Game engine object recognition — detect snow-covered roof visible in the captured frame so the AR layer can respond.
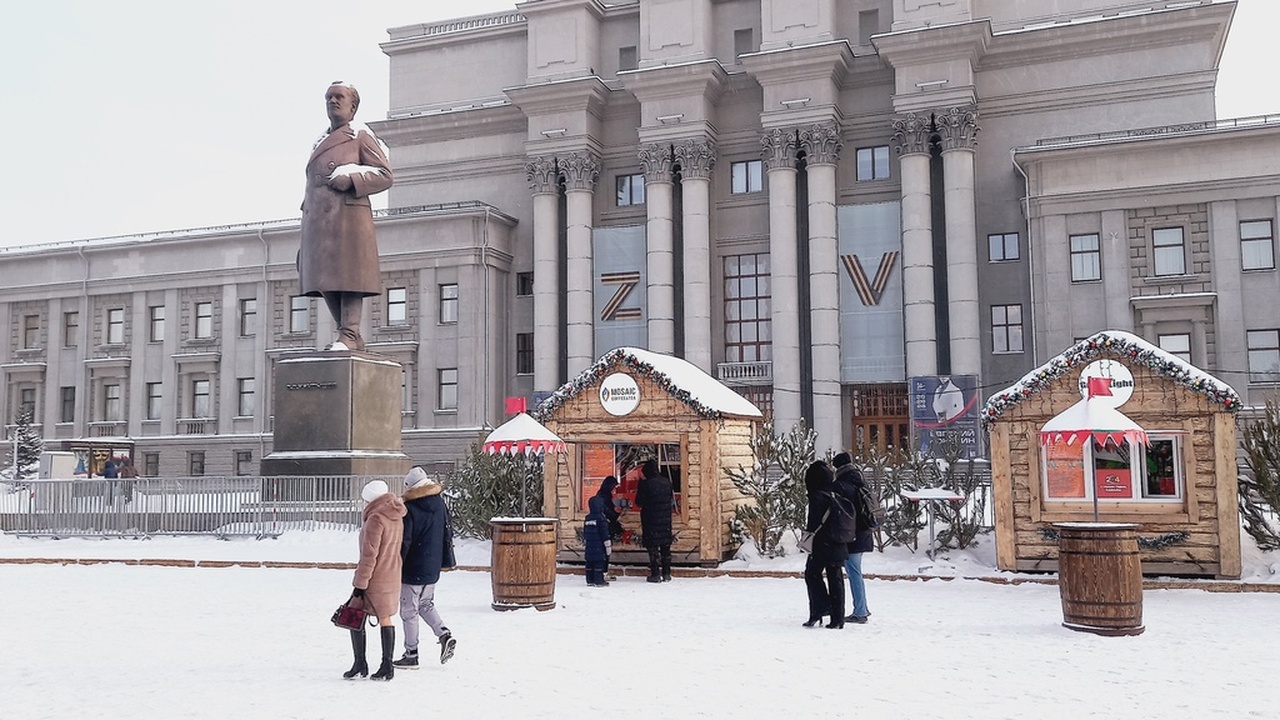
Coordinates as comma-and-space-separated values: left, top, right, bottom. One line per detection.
533, 347, 763, 422
982, 330, 1241, 427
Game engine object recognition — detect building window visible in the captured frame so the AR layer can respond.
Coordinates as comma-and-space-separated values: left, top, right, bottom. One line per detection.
149, 305, 165, 343
1158, 334, 1191, 364
619, 45, 637, 72
22, 314, 39, 349
192, 379, 210, 418
1152, 227, 1186, 276
290, 296, 309, 334
1042, 435, 1184, 502
146, 382, 162, 420
858, 9, 880, 45
237, 378, 255, 417
19, 387, 36, 417
439, 284, 458, 324
144, 453, 159, 476
60, 386, 75, 424
188, 451, 205, 476
730, 160, 763, 194
724, 253, 772, 363
616, 173, 646, 206
106, 308, 125, 345
991, 304, 1024, 354
63, 311, 79, 348
855, 146, 891, 181
387, 287, 407, 326
194, 301, 213, 339
239, 298, 257, 336
438, 368, 458, 411
1247, 329, 1280, 383
516, 332, 534, 375
104, 383, 122, 422
734, 28, 755, 57
1070, 233, 1101, 282
516, 272, 534, 297
1241, 220, 1275, 271
988, 233, 1019, 262
235, 450, 252, 476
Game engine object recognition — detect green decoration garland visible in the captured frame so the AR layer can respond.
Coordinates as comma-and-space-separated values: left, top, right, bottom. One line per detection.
982, 331, 1241, 429
1039, 527, 1189, 550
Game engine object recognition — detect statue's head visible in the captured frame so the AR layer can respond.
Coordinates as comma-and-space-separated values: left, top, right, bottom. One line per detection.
325, 81, 361, 127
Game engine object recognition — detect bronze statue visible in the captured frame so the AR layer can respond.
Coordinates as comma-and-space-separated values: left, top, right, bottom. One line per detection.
298, 81, 394, 351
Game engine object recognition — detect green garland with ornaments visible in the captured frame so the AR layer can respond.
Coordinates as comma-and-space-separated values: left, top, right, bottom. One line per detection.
532, 348, 725, 422
981, 331, 1241, 429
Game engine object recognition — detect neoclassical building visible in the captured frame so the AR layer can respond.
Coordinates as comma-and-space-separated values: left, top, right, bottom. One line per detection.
3, 0, 1278, 475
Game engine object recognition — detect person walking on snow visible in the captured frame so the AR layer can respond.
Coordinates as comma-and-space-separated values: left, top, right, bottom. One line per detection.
833, 452, 873, 624
345, 480, 406, 681
393, 466, 458, 668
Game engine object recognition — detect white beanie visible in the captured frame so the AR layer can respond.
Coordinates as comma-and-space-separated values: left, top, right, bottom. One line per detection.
361, 480, 389, 503
404, 466, 430, 489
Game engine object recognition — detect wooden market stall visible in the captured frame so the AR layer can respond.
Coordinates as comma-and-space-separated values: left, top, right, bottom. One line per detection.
532, 347, 763, 567
982, 331, 1243, 578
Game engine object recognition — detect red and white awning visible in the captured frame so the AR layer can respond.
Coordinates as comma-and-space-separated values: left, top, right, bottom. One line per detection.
482, 413, 567, 456
1039, 396, 1148, 448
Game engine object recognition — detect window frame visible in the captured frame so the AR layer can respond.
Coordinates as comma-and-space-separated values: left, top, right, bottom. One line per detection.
516, 272, 534, 297
1240, 219, 1275, 271
723, 253, 772, 364
855, 146, 891, 182
990, 304, 1024, 354
615, 173, 646, 207
192, 378, 211, 418
63, 311, 79, 348
1247, 329, 1280, 383
188, 451, 205, 476
386, 287, 407, 326
237, 377, 255, 417
516, 332, 534, 375
1041, 434, 1186, 504
439, 284, 459, 325
22, 314, 40, 349
730, 160, 763, 195
146, 382, 162, 421
194, 301, 213, 339
60, 386, 75, 424
988, 233, 1020, 263
235, 450, 253, 476
106, 308, 125, 345
148, 305, 165, 343
1152, 226, 1186, 277
1157, 333, 1192, 364
289, 296, 309, 334
104, 383, 123, 422
239, 298, 257, 337
1069, 233, 1101, 282
437, 368, 459, 411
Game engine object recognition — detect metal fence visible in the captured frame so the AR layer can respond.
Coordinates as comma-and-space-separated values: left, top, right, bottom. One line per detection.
0, 476, 402, 538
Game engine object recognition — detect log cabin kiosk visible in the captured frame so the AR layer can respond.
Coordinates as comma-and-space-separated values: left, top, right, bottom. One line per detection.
532, 347, 763, 567
982, 331, 1243, 578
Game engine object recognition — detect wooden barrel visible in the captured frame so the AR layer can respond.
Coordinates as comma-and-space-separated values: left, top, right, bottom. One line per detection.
1055, 522, 1145, 636
490, 518, 558, 611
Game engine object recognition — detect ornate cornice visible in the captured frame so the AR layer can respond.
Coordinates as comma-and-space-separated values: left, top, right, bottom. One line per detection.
760, 128, 798, 172
559, 151, 600, 191
525, 156, 559, 194
799, 123, 843, 166
936, 106, 980, 152
674, 138, 717, 181
637, 143, 674, 183
891, 113, 933, 156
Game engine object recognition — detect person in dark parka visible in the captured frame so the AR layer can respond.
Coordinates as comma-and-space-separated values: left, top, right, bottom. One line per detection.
583, 477, 617, 586
392, 467, 457, 669
802, 460, 848, 628
833, 452, 874, 624
634, 459, 674, 583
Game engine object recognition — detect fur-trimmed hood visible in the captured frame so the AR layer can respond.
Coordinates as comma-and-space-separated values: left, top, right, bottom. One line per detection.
403, 482, 443, 502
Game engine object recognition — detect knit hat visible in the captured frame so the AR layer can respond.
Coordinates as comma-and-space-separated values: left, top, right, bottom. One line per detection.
361, 480, 389, 503
404, 466, 431, 489
832, 452, 852, 468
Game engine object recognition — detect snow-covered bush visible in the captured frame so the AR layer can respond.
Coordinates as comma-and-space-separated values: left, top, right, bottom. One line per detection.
1240, 399, 1280, 551
445, 434, 545, 540
728, 419, 815, 557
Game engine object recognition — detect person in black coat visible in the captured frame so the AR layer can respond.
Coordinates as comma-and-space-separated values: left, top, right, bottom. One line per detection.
833, 452, 874, 623
802, 460, 848, 628
634, 459, 674, 583
583, 478, 616, 586
393, 466, 457, 668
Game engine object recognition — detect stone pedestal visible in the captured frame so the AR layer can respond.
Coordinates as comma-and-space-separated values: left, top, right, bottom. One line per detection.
261, 350, 410, 480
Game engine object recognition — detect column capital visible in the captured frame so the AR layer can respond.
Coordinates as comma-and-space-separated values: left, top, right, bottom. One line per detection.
892, 112, 933, 156
560, 150, 600, 191
638, 142, 674, 184
674, 138, 717, 180
526, 155, 559, 194
760, 128, 797, 172
936, 105, 980, 152
798, 122, 843, 166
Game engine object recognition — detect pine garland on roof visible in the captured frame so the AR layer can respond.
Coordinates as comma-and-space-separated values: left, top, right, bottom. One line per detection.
532, 347, 724, 422
981, 331, 1241, 428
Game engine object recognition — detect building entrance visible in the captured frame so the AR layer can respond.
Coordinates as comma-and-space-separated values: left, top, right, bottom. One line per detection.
847, 383, 909, 454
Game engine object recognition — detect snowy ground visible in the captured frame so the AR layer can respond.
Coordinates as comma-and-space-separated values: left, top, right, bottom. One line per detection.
3, 531, 1279, 720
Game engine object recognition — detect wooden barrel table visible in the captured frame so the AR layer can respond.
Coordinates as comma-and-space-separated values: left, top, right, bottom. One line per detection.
1054, 522, 1145, 636
490, 518, 559, 611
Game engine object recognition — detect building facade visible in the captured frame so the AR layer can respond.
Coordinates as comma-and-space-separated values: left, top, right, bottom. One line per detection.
3, 0, 1278, 474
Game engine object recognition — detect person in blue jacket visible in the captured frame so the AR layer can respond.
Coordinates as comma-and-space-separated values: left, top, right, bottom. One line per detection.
583, 476, 617, 586
393, 466, 457, 668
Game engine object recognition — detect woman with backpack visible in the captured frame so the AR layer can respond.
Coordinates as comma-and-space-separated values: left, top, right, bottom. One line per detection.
801, 461, 848, 629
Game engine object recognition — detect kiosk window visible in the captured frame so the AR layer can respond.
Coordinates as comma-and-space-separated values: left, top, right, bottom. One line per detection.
579, 441, 681, 512
1041, 433, 1184, 503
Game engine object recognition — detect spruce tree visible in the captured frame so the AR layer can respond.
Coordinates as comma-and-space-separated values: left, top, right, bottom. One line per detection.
3, 407, 42, 487
1240, 398, 1280, 550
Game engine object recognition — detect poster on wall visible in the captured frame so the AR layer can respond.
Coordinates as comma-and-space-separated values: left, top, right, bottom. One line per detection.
1044, 442, 1086, 498
909, 375, 981, 459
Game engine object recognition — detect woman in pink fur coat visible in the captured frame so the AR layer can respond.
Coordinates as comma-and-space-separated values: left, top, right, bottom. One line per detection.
343, 480, 406, 681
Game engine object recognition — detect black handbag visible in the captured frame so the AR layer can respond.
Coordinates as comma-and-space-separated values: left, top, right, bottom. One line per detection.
331, 597, 368, 630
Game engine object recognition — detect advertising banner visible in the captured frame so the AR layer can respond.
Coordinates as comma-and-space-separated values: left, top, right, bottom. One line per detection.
909, 375, 981, 459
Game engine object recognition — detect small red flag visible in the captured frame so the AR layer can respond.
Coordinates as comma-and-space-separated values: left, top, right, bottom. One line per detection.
504, 396, 528, 415
1086, 376, 1113, 398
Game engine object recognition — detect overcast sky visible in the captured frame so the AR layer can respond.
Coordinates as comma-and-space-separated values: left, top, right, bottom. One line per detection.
1, 0, 1275, 248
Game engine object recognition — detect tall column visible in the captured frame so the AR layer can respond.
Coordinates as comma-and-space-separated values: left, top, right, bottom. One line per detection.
938, 106, 982, 377
762, 128, 801, 433
675, 138, 716, 373
561, 151, 600, 377
800, 122, 843, 453
527, 156, 561, 392
893, 113, 937, 378
639, 143, 675, 354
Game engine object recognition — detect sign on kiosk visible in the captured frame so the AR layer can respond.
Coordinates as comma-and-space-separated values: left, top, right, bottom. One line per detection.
599, 373, 640, 416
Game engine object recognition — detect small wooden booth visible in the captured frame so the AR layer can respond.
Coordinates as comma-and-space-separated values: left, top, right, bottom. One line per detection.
532, 347, 763, 567
983, 331, 1243, 578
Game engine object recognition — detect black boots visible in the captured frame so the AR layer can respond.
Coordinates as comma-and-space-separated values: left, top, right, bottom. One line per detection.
343, 629, 368, 679
647, 546, 673, 582
647, 547, 662, 582
370, 626, 396, 681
